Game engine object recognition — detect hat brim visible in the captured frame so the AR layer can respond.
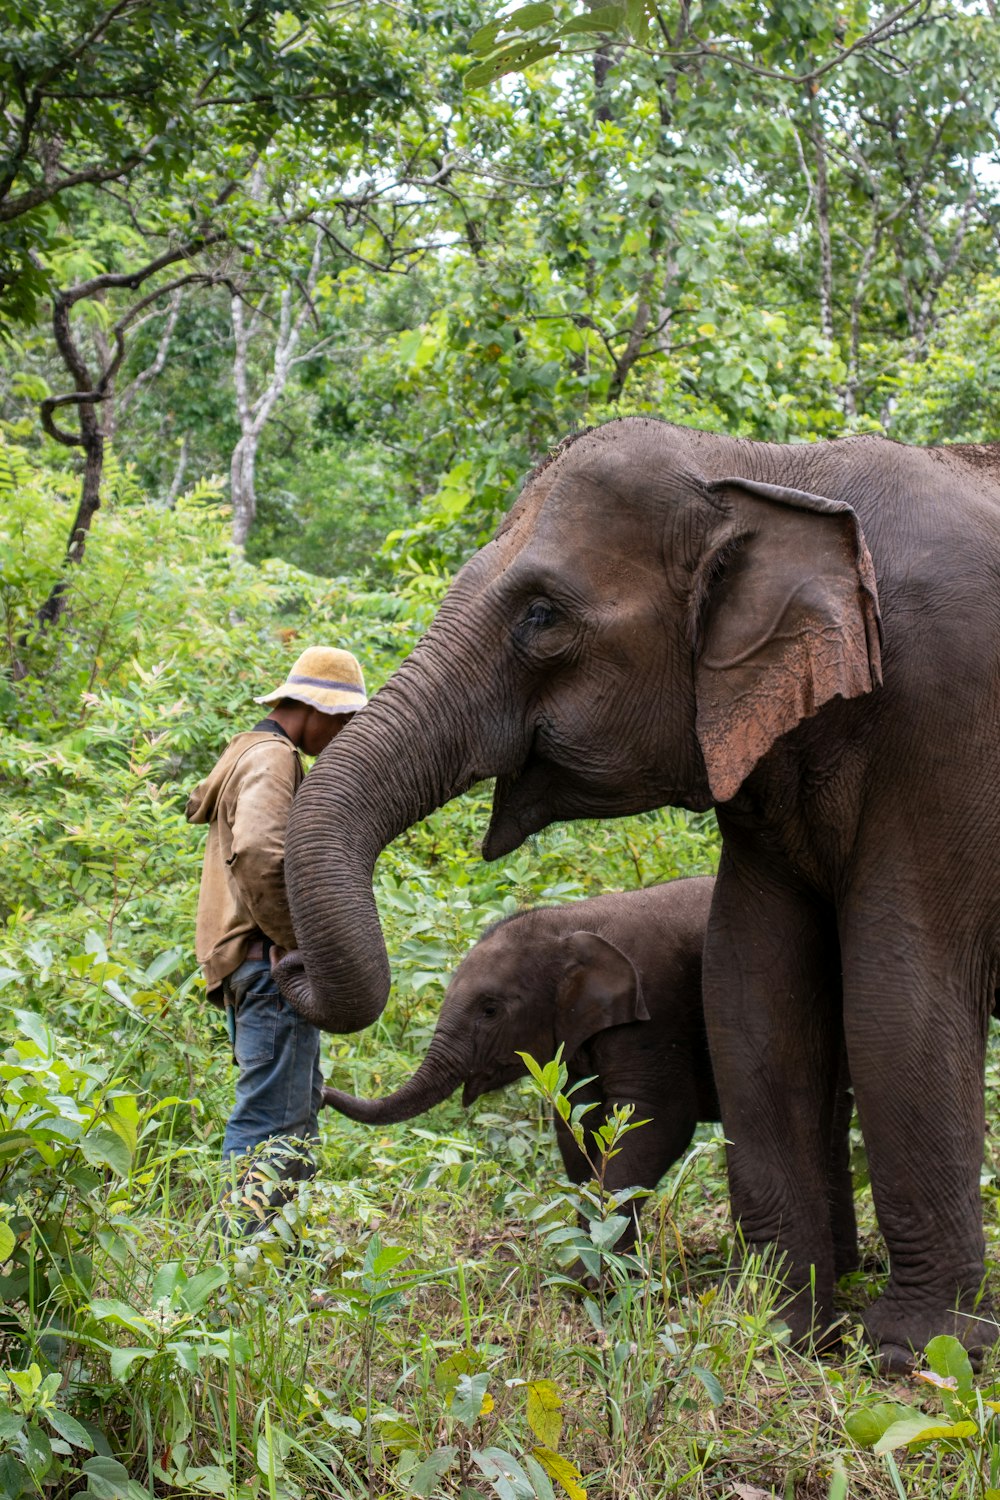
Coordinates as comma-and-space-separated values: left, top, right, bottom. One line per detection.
254, 686, 366, 715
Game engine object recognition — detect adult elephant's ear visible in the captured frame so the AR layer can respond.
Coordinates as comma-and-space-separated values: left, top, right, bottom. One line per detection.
554, 931, 650, 1062
693, 478, 883, 803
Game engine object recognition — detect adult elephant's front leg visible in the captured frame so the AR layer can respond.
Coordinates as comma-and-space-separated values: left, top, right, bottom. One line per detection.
842, 917, 995, 1372
703, 847, 843, 1344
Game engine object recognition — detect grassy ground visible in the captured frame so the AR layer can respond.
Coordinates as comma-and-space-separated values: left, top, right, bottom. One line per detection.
5, 792, 1000, 1499
60, 1081, 1000, 1500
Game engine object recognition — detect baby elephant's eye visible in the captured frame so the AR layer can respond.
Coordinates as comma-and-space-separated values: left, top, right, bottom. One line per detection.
480, 998, 500, 1018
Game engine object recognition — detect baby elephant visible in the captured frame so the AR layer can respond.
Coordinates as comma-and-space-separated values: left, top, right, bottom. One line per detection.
324, 879, 717, 1241
323, 877, 857, 1269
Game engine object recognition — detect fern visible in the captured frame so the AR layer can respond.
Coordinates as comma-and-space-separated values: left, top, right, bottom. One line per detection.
0, 436, 34, 499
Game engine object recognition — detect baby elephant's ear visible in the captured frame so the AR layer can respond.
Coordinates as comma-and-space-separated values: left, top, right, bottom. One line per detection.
554, 931, 650, 1062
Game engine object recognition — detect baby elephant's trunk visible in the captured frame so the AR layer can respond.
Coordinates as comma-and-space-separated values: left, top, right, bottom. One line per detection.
321, 1042, 462, 1124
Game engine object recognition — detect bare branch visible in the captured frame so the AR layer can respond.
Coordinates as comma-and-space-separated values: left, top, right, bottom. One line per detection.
63, 234, 224, 306
117, 286, 184, 415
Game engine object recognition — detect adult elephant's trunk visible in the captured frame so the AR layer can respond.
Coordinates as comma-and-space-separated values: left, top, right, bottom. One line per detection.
277, 602, 505, 1032
321, 1036, 463, 1123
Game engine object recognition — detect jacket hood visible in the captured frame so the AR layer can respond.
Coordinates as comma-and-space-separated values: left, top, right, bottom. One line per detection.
185, 731, 296, 825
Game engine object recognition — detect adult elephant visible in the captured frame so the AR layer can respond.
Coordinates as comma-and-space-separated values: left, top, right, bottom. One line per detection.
277, 418, 1000, 1372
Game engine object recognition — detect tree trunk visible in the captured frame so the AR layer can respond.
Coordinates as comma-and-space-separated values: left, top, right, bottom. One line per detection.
33, 297, 107, 635
809, 112, 835, 346
227, 229, 324, 550
230, 431, 258, 549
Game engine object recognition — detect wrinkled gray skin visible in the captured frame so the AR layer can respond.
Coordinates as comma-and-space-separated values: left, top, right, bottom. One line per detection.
321, 878, 859, 1273
278, 418, 1000, 1372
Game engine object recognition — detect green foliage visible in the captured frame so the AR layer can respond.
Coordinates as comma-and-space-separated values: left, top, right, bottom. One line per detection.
885, 278, 1000, 445
845, 1334, 1000, 1496
0, 0, 416, 325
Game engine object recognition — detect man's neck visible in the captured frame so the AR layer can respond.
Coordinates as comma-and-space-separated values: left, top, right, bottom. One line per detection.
253, 715, 292, 741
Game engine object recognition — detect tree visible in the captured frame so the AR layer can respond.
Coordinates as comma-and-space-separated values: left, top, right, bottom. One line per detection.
461, 0, 1000, 426
0, 0, 413, 326
1, 0, 416, 629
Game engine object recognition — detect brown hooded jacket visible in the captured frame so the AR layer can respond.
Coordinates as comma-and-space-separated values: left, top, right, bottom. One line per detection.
186, 731, 303, 995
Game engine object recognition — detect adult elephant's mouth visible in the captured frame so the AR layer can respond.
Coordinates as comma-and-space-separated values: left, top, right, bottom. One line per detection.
483, 753, 558, 859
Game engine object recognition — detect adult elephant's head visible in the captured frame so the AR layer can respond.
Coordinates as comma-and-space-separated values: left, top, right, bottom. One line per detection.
278, 419, 882, 1032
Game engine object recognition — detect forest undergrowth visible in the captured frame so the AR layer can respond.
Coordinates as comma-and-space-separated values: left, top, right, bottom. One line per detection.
4, 446, 1000, 1499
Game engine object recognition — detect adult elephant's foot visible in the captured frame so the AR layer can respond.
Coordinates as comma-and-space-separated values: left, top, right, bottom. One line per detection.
863, 1290, 998, 1375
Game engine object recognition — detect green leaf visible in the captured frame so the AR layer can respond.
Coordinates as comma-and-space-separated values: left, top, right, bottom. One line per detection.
450, 1372, 492, 1427
874, 1416, 978, 1453
411, 1446, 458, 1497
143, 947, 183, 983
475, 1447, 535, 1500
322, 1409, 363, 1437
464, 41, 559, 89
560, 6, 625, 35
177, 1265, 227, 1312
517, 1051, 547, 1087
169, 1341, 199, 1375
827, 1460, 848, 1500
502, 3, 555, 30
469, 19, 505, 54
79, 1128, 132, 1177
625, 0, 649, 44
691, 1364, 725, 1407
371, 1244, 412, 1278
434, 1351, 481, 1400
13, 1008, 49, 1050
371, 1413, 420, 1452
46, 1407, 95, 1450
0, 1223, 15, 1262
522, 1453, 557, 1500
0, 1410, 24, 1441
82, 1453, 139, 1499
184, 1465, 232, 1494
255, 1423, 290, 1479
88, 1299, 149, 1336
588, 1213, 630, 1250
923, 1334, 974, 1401
0, 1452, 27, 1497
22, 1422, 52, 1482
109, 1347, 153, 1382
845, 1401, 922, 1448
150, 1262, 185, 1306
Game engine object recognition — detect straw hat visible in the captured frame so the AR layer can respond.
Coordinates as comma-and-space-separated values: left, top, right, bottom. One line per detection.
256, 646, 367, 716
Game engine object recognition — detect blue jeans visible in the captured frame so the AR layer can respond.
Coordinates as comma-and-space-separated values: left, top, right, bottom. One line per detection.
220, 959, 323, 1175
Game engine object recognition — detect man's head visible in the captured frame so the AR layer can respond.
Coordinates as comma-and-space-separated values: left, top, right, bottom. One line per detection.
256, 645, 367, 754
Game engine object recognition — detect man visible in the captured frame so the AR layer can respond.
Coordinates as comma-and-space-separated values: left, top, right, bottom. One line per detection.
186, 645, 366, 1229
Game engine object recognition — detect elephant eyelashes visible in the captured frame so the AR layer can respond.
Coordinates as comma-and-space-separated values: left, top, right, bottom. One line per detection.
522, 599, 555, 630
515, 597, 575, 664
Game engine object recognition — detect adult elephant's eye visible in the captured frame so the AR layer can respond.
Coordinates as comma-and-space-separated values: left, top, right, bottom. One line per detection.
480, 997, 500, 1018
513, 594, 572, 662
523, 598, 554, 629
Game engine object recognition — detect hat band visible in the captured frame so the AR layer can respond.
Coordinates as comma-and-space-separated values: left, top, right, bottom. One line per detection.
287, 673, 365, 695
